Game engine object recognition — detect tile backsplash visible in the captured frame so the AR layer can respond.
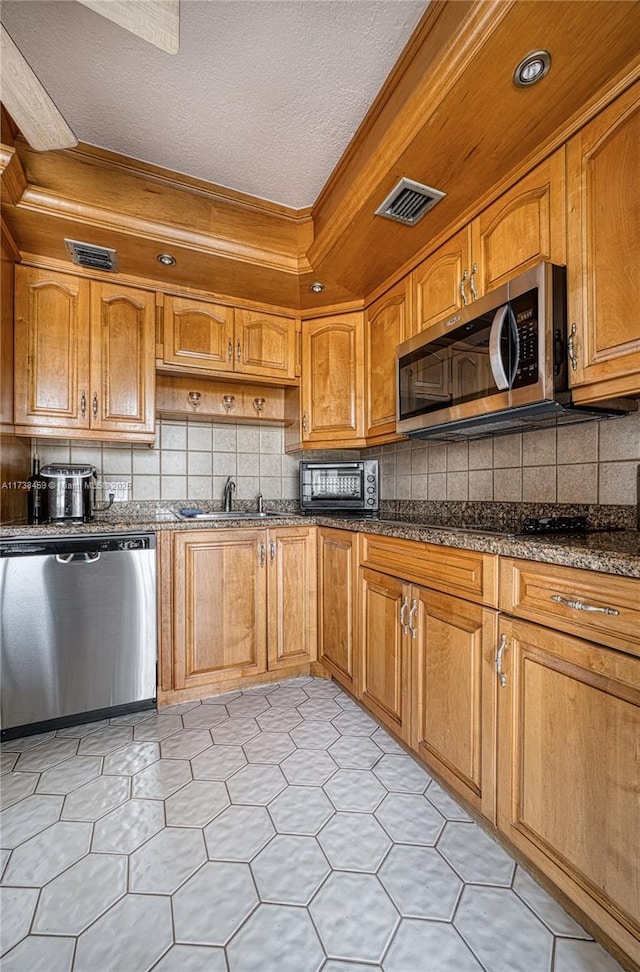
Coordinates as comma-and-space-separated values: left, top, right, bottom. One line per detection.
34, 410, 639, 507
367, 410, 640, 507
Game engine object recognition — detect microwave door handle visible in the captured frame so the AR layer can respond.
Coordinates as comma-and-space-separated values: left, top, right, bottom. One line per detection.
489, 304, 511, 390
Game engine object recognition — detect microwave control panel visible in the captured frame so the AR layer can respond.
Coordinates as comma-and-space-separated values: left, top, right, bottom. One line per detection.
511, 291, 539, 389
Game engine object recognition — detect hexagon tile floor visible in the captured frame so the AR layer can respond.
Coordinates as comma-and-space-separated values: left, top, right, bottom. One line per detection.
0, 677, 624, 972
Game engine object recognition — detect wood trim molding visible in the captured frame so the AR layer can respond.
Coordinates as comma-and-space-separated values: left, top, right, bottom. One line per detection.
0, 144, 27, 206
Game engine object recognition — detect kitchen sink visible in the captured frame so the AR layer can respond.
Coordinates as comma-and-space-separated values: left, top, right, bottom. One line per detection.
176, 509, 292, 520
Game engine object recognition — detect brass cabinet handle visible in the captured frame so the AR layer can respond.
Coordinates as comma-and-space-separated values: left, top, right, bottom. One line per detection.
399, 596, 409, 635
496, 633, 507, 687
80, 390, 87, 417
302, 413, 308, 434
237, 339, 241, 363
228, 338, 233, 362
551, 594, 619, 616
270, 540, 276, 565
408, 598, 418, 640
567, 323, 578, 371
460, 269, 468, 306
469, 262, 478, 301
92, 392, 98, 418
259, 542, 266, 568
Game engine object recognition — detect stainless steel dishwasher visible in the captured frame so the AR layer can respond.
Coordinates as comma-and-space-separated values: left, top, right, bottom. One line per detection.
0, 533, 157, 740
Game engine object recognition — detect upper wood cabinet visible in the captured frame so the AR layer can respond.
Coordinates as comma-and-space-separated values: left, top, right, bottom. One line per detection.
162, 294, 299, 383
566, 82, 640, 400
14, 267, 155, 442
409, 151, 566, 336
301, 311, 365, 444
365, 279, 408, 442
162, 295, 234, 374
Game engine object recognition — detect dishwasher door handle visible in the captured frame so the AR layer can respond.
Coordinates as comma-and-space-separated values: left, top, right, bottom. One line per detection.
55, 552, 101, 564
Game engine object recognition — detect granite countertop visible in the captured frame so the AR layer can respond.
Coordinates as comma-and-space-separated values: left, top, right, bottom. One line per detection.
2, 505, 639, 578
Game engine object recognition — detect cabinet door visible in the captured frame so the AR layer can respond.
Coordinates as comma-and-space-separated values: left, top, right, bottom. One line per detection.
359, 567, 410, 741
301, 312, 364, 442
235, 309, 298, 380
365, 279, 408, 441
14, 267, 90, 431
317, 527, 358, 692
173, 530, 267, 690
471, 150, 566, 297
566, 84, 640, 398
410, 228, 471, 337
163, 295, 234, 373
497, 618, 640, 967
412, 588, 497, 819
90, 282, 156, 434
267, 527, 317, 671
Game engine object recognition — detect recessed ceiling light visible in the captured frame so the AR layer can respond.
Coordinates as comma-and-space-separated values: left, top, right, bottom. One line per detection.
308, 282, 325, 293
513, 50, 551, 88
157, 253, 176, 266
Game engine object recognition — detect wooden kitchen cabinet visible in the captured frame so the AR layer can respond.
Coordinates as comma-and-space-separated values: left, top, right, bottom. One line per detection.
496, 617, 640, 968
409, 151, 565, 335
358, 533, 498, 811
300, 311, 365, 445
161, 294, 298, 383
169, 526, 316, 696
412, 588, 497, 820
317, 527, 359, 693
172, 529, 268, 691
267, 526, 317, 671
365, 279, 409, 442
14, 267, 155, 441
359, 567, 411, 742
566, 82, 640, 401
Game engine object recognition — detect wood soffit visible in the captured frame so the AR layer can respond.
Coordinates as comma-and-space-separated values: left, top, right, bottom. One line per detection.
1, 0, 640, 312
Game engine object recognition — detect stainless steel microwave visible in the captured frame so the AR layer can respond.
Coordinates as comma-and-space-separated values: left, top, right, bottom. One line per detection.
396, 262, 632, 440
300, 460, 379, 514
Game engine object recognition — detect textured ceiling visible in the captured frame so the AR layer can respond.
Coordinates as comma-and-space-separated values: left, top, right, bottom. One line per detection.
1, 0, 427, 208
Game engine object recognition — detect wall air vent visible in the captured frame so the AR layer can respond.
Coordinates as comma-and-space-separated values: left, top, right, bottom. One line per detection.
64, 239, 119, 272
374, 178, 445, 226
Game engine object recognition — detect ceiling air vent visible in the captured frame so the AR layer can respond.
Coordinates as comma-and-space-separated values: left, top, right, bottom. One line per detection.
64, 239, 119, 272
374, 178, 445, 226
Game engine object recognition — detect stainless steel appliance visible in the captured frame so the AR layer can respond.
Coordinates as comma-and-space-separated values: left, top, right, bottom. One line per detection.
40, 463, 97, 522
397, 262, 634, 440
300, 460, 379, 515
0, 533, 157, 740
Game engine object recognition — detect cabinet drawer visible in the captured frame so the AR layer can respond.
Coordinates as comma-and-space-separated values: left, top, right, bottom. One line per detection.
499, 558, 640, 657
360, 534, 497, 606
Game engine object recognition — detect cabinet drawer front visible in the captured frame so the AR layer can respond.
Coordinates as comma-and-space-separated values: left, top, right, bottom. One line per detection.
499, 558, 640, 656
361, 534, 497, 605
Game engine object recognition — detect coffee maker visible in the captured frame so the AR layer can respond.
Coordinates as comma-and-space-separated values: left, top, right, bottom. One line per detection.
39, 464, 97, 522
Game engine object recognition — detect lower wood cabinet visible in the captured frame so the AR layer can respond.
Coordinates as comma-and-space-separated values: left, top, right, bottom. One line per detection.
317, 527, 358, 693
411, 587, 497, 821
359, 568, 410, 742
168, 527, 316, 694
496, 616, 640, 969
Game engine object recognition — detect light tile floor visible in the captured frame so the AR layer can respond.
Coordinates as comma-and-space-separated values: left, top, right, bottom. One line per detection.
0, 677, 625, 972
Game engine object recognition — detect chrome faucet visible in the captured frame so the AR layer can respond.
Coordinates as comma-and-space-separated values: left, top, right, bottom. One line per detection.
222, 476, 236, 512
257, 492, 264, 514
